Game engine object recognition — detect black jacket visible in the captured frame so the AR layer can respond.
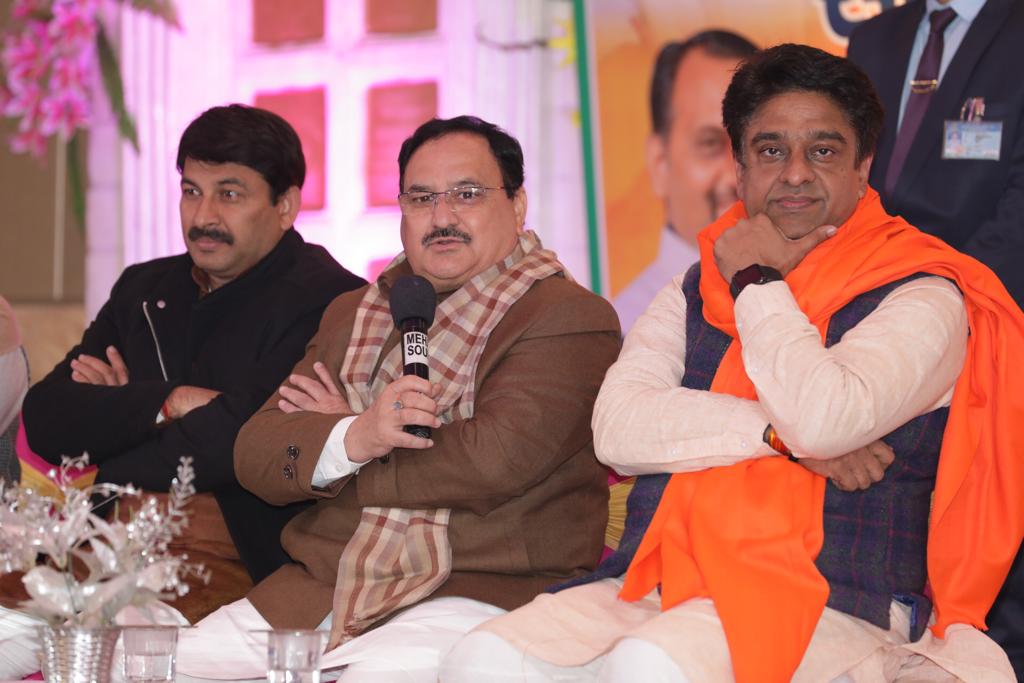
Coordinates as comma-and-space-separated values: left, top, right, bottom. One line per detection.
24, 229, 366, 581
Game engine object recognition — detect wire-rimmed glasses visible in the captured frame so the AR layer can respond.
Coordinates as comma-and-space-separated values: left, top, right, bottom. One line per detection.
397, 186, 506, 215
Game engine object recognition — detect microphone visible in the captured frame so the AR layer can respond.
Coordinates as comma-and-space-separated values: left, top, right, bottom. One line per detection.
389, 275, 437, 439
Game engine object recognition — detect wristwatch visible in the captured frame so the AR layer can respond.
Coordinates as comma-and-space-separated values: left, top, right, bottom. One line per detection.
729, 264, 783, 299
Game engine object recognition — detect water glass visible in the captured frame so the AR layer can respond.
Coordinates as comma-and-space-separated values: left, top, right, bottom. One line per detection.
266, 629, 326, 683
121, 625, 178, 682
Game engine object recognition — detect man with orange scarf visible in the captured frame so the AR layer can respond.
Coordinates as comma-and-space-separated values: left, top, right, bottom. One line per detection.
442, 44, 1024, 683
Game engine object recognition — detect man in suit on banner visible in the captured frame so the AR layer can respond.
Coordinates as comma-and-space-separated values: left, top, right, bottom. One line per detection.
613, 30, 757, 334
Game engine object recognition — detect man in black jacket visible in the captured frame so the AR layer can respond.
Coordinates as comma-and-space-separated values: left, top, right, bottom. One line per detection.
23, 105, 366, 583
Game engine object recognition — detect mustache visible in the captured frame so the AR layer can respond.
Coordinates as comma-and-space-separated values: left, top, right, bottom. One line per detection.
188, 226, 234, 245
422, 226, 471, 246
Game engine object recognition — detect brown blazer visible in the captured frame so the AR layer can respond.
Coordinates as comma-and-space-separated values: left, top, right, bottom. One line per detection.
234, 267, 622, 628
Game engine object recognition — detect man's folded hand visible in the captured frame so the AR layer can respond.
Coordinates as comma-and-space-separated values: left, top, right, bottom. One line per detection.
798, 439, 895, 491
278, 361, 351, 415
165, 385, 221, 420
70, 345, 129, 386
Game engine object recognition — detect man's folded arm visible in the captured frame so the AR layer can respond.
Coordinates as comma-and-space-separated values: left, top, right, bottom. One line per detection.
593, 274, 967, 474
23, 278, 176, 460
92, 389, 275, 492
237, 288, 621, 513
593, 277, 776, 476
51, 306, 328, 493
735, 275, 967, 458
235, 293, 361, 505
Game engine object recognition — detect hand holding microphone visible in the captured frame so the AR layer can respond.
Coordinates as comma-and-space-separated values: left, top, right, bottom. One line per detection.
389, 275, 439, 439
343, 276, 442, 463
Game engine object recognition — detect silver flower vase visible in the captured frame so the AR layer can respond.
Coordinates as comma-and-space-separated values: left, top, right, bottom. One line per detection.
38, 626, 121, 683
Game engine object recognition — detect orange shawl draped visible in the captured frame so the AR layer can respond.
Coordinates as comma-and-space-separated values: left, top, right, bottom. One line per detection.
619, 188, 1024, 683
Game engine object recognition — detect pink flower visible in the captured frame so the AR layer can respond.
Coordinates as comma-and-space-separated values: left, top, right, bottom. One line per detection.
1, 0, 118, 159
38, 87, 89, 139
3, 78, 42, 119
9, 127, 47, 158
2, 21, 52, 83
50, 0, 99, 46
3, 38, 47, 92
51, 53, 90, 91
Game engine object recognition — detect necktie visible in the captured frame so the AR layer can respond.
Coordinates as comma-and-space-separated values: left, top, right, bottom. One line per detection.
884, 7, 957, 196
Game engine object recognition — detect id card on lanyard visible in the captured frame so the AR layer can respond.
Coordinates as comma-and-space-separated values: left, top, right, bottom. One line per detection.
943, 96, 1002, 160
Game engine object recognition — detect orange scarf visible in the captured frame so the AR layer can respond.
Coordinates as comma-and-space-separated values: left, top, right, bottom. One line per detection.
619, 188, 1024, 683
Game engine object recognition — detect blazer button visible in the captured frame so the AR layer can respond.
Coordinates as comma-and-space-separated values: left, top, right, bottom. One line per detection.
282, 464, 295, 480
286, 444, 300, 460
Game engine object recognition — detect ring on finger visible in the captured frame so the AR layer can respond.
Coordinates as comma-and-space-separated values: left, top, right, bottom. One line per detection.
392, 399, 403, 411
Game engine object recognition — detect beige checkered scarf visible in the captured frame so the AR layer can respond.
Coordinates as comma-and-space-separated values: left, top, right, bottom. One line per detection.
327, 230, 569, 648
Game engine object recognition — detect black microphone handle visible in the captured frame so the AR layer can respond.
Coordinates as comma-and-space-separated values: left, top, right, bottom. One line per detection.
400, 318, 432, 439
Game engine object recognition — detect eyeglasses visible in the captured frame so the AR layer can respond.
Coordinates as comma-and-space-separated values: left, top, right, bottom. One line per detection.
397, 186, 506, 215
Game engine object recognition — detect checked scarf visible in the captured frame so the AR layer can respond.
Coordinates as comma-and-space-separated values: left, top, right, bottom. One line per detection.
327, 230, 569, 648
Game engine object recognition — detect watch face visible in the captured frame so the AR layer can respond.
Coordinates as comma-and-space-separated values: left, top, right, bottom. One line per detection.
740, 264, 765, 284
730, 264, 782, 299
730, 264, 762, 297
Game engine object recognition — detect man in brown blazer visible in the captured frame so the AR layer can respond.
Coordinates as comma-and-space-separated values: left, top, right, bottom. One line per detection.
173, 115, 620, 682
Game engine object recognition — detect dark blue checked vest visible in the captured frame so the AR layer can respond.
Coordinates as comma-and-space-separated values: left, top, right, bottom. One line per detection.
556, 263, 949, 642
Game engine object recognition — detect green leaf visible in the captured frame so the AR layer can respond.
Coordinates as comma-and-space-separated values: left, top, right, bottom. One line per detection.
95, 23, 140, 153
67, 132, 86, 231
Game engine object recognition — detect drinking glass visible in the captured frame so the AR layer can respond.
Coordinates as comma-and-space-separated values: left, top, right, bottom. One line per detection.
121, 625, 178, 682
266, 629, 326, 683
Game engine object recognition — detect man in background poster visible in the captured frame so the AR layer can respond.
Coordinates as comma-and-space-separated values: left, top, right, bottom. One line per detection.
613, 30, 756, 333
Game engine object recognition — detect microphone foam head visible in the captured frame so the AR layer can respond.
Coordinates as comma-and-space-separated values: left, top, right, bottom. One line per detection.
389, 275, 437, 328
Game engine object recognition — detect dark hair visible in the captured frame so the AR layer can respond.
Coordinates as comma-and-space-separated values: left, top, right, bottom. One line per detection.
722, 43, 884, 166
650, 30, 757, 137
397, 115, 524, 198
176, 104, 305, 204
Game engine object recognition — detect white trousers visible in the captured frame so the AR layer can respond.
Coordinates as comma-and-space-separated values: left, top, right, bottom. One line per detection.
440, 630, 690, 682
440, 629, 860, 683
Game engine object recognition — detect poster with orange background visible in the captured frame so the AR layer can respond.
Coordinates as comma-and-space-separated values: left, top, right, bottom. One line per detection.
583, 0, 906, 301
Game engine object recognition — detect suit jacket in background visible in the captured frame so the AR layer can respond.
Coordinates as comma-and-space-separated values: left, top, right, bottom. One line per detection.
235, 268, 621, 629
847, 0, 1024, 305
23, 229, 366, 582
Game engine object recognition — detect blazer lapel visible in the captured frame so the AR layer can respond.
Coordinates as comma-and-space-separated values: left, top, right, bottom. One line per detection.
894, 0, 1013, 193
873, 1, 926, 187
